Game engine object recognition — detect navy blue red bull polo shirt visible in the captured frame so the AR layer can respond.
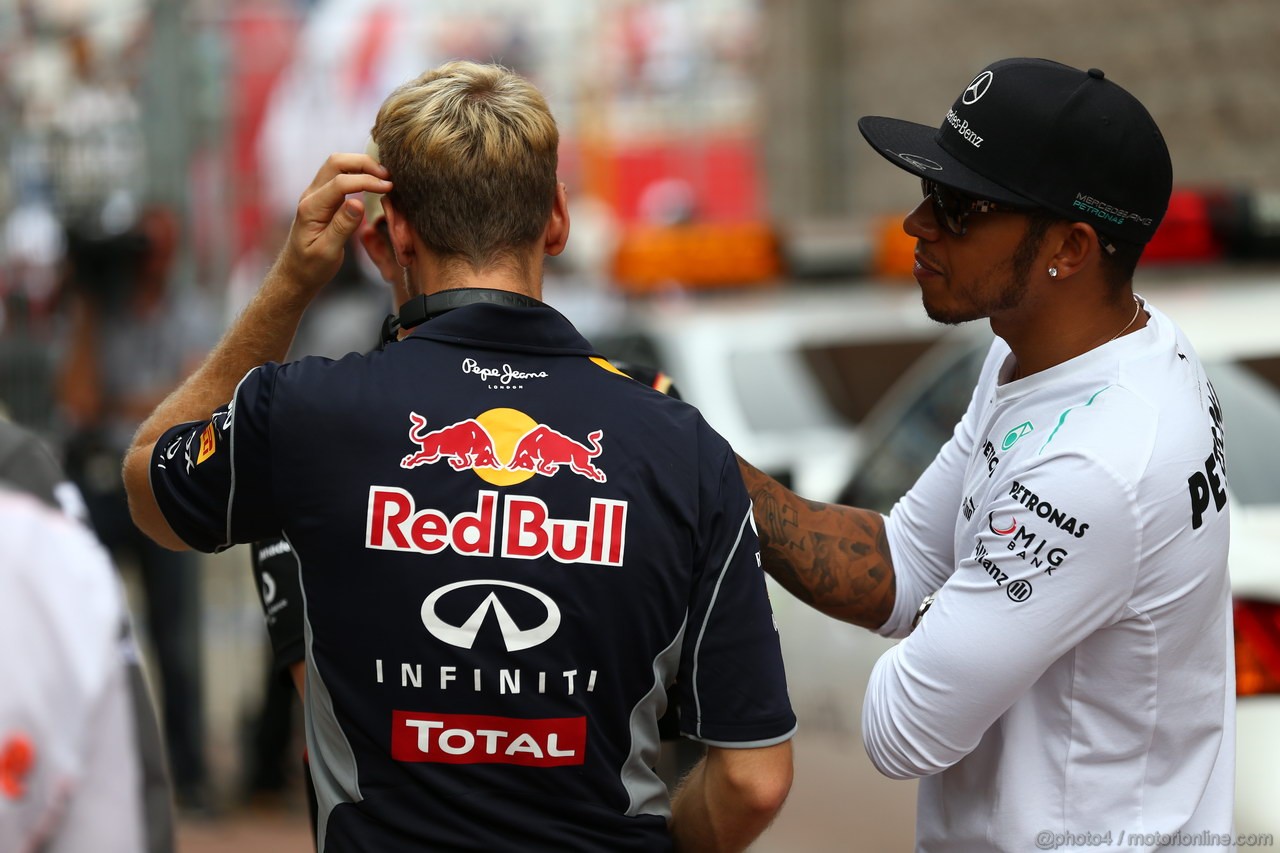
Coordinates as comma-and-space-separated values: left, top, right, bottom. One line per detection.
150, 298, 796, 852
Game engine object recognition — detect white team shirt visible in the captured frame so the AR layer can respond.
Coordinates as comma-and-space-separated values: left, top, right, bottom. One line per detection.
866, 297, 1235, 852
0, 489, 145, 853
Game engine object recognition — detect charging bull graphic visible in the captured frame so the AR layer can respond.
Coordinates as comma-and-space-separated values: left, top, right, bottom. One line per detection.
401, 412, 503, 472
508, 426, 607, 483
399, 412, 607, 483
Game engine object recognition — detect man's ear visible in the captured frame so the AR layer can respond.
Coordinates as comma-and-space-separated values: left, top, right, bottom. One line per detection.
358, 220, 401, 287
543, 182, 570, 257
379, 196, 416, 268
1047, 221, 1099, 281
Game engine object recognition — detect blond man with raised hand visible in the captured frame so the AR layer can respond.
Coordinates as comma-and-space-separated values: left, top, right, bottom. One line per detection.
123, 61, 793, 852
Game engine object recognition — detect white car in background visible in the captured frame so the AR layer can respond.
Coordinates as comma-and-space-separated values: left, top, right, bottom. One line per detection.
573, 281, 946, 501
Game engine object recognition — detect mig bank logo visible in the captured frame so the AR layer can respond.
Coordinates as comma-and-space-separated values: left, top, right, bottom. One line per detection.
1002, 421, 1034, 450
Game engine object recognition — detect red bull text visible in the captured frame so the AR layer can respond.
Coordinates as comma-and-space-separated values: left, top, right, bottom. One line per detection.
366, 488, 628, 567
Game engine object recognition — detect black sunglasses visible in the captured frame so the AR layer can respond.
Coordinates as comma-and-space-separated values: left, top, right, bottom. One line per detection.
919, 178, 1119, 254
920, 179, 1014, 237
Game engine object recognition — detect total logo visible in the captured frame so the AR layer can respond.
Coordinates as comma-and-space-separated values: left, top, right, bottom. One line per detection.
366, 488, 627, 567
401, 409, 605, 485
391, 710, 585, 767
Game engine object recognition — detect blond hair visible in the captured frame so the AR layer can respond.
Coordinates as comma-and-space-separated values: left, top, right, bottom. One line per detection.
371, 61, 559, 272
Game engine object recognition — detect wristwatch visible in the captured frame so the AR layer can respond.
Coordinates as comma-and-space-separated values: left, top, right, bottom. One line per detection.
911, 594, 936, 630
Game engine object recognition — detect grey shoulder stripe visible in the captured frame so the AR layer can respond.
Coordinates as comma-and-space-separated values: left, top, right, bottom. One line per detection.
691, 505, 752, 738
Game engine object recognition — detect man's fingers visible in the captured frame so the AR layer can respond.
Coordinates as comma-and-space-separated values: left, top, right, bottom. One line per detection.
303, 152, 390, 195
326, 198, 366, 244
299, 173, 393, 226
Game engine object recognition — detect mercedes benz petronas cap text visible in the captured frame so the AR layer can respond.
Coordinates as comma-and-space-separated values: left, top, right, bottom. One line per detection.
858, 57, 1173, 246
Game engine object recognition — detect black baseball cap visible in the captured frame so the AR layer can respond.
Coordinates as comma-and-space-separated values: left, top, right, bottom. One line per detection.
858, 58, 1172, 246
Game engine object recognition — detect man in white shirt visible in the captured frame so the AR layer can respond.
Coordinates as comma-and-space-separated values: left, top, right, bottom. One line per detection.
0, 418, 171, 853
739, 58, 1234, 851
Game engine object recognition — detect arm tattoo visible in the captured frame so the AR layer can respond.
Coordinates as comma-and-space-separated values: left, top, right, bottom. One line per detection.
738, 456, 895, 631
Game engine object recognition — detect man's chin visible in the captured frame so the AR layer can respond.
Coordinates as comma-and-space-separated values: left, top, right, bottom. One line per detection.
921, 297, 981, 327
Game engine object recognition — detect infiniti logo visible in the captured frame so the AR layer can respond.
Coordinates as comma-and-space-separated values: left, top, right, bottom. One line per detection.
422, 579, 561, 652
962, 71, 993, 105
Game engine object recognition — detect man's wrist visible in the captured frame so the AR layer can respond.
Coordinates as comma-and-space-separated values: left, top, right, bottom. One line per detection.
264, 251, 325, 310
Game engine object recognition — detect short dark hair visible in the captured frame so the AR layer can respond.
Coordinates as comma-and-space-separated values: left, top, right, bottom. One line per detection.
1016, 210, 1144, 293
1098, 240, 1144, 292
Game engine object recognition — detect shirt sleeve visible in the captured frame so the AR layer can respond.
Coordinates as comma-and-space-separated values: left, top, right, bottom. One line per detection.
251, 537, 306, 673
877, 347, 997, 638
149, 364, 281, 552
862, 450, 1139, 779
677, 434, 797, 747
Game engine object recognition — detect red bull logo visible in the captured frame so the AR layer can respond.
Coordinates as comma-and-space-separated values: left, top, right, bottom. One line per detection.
366, 487, 627, 567
402, 413, 502, 472
400, 410, 607, 485
507, 426, 605, 483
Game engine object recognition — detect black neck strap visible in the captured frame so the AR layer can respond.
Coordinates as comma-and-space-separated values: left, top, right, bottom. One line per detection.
380, 288, 544, 347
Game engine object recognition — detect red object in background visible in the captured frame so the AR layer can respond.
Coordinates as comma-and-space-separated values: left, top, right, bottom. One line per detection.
562, 135, 764, 226
1235, 599, 1280, 697
1140, 188, 1225, 264
228, 6, 301, 261
612, 136, 762, 224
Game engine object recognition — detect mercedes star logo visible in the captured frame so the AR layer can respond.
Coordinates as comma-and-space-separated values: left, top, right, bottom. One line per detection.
422, 579, 561, 652
962, 70, 993, 105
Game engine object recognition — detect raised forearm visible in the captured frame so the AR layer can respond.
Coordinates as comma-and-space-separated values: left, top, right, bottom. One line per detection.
121, 153, 391, 549
128, 260, 311, 454
738, 456, 895, 630
120, 261, 314, 549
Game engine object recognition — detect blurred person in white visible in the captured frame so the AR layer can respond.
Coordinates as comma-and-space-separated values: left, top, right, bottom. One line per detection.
56, 204, 217, 812
739, 58, 1234, 851
0, 416, 175, 853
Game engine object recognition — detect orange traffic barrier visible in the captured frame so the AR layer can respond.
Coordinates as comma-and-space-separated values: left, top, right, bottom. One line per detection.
610, 221, 782, 294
